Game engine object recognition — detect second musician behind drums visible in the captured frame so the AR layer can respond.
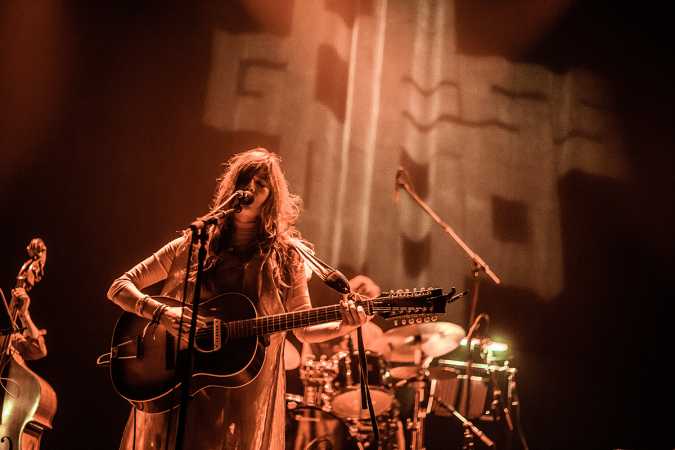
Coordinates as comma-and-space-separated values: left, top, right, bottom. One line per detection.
106, 148, 369, 450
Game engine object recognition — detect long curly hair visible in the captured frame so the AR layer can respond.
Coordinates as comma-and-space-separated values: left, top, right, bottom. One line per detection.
206, 148, 303, 288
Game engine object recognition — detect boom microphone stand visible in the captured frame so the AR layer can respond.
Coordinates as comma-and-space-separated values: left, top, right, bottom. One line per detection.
394, 167, 500, 324
395, 168, 501, 447
436, 399, 495, 449
292, 240, 382, 447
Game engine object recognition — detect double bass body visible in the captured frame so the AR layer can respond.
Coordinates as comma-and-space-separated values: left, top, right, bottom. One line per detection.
0, 355, 57, 450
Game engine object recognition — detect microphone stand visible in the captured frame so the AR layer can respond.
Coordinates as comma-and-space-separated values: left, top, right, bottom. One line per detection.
436, 399, 495, 449
395, 168, 500, 321
291, 241, 381, 447
174, 193, 245, 450
395, 168, 501, 447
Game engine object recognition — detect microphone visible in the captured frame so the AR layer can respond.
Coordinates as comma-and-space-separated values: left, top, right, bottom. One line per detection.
324, 269, 351, 294
290, 238, 351, 295
234, 190, 254, 206
189, 190, 254, 230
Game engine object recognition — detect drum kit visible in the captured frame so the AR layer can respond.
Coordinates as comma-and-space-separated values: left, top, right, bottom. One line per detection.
284, 321, 518, 449
281, 168, 518, 449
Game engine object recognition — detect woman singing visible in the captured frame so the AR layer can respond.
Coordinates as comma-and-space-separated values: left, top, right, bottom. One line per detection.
107, 148, 368, 450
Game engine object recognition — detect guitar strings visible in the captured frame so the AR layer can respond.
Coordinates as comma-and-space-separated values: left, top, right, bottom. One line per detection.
192, 299, 435, 339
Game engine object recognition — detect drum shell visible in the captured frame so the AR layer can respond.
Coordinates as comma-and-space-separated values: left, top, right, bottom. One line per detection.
331, 350, 391, 389
431, 372, 489, 419
430, 360, 515, 420
330, 351, 394, 420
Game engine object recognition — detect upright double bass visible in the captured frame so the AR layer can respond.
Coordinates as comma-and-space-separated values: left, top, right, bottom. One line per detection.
0, 238, 57, 450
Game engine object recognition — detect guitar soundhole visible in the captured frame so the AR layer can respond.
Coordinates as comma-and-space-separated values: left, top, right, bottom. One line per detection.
195, 328, 213, 351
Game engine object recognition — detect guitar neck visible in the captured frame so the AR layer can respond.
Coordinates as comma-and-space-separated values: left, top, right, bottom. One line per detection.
225, 302, 374, 339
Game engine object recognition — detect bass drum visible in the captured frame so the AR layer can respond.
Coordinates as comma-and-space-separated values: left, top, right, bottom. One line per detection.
285, 404, 360, 450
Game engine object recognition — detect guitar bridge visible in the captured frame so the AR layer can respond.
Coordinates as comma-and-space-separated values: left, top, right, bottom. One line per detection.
195, 319, 222, 353
212, 319, 222, 351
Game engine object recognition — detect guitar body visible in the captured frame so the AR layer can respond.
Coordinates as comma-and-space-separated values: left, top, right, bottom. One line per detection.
109, 292, 266, 414
0, 355, 57, 450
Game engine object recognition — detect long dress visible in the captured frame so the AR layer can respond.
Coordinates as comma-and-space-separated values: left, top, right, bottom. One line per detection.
108, 235, 311, 450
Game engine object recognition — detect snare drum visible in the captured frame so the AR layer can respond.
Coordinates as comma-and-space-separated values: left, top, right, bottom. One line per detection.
331, 350, 394, 420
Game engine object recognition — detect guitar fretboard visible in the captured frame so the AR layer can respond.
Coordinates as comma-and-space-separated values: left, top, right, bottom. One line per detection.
225, 302, 374, 338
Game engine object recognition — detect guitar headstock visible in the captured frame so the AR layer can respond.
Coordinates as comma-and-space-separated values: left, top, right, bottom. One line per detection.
368, 287, 457, 324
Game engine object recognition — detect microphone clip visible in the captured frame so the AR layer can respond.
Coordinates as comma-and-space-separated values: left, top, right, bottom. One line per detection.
189, 190, 252, 231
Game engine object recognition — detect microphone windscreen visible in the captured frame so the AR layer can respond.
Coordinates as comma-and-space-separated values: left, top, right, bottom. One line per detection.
324, 270, 351, 294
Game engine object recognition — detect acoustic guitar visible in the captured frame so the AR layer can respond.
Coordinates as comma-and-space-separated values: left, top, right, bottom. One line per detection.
107, 287, 461, 414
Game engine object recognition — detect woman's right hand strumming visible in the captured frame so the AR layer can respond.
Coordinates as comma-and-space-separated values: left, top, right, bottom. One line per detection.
158, 306, 207, 341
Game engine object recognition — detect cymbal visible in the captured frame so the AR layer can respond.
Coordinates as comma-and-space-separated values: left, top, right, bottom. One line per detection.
284, 339, 301, 370
374, 322, 466, 362
308, 321, 384, 357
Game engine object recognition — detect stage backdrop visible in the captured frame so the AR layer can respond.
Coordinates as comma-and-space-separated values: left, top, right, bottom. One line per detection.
202, 0, 626, 330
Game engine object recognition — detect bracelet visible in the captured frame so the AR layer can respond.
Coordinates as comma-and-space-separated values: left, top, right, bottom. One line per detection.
150, 303, 168, 325
135, 295, 151, 317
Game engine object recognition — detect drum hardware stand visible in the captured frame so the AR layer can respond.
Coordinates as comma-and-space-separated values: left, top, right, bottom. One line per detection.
463, 313, 490, 435
408, 372, 428, 450
488, 369, 514, 433
404, 345, 429, 450
435, 399, 495, 449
